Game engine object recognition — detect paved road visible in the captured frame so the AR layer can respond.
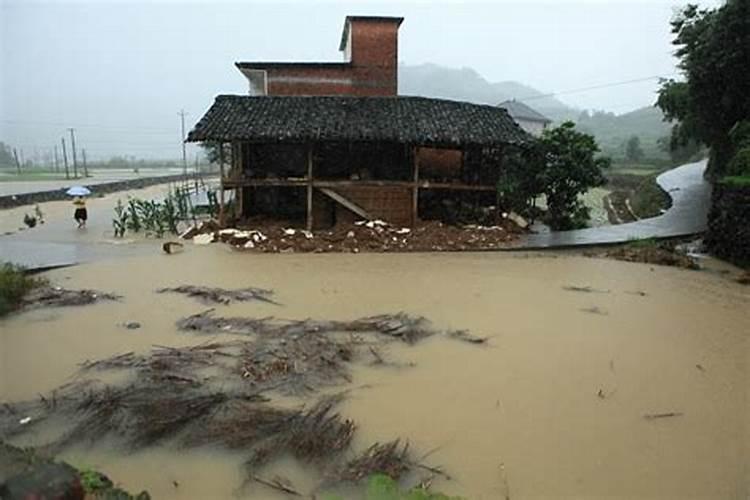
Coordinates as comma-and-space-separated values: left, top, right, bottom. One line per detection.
509, 159, 711, 249
0, 168, 187, 197
1, 161, 711, 270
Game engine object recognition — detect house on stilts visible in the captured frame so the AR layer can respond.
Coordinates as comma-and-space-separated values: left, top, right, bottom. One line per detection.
187, 16, 531, 229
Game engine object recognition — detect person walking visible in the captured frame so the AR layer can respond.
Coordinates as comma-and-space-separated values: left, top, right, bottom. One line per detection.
73, 196, 88, 228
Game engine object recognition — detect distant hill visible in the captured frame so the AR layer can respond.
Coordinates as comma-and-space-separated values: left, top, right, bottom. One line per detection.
575, 107, 672, 159
398, 63, 672, 159
399, 63, 577, 121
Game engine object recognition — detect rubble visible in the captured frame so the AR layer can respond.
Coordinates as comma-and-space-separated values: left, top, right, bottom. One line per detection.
180, 218, 522, 253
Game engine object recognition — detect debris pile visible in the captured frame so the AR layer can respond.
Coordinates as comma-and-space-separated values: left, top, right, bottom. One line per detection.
0, 311, 476, 494
21, 286, 120, 310
585, 240, 700, 270
183, 219, 522, 253
156, 285, 279, 305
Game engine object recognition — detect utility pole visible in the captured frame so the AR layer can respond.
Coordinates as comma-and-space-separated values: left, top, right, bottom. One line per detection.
12, 148, 21, 174
68, 128, 78, 179
81, 149, 89, 177
179, 109, 188, 177
53, 145, 60, 173
61, 138, 70, 180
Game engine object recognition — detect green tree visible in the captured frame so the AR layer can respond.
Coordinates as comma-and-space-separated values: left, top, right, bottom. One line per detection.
624, 135, 644, 162
0, 142, 15, 169
656, 0, 750, 175
538, 122, 610, 230
199, 142, 231, 165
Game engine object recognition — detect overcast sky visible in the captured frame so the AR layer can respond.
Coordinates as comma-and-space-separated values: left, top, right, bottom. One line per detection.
0, 0, 721, 161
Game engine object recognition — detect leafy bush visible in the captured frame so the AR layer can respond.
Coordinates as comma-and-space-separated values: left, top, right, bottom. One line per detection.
0, 263, 43, 316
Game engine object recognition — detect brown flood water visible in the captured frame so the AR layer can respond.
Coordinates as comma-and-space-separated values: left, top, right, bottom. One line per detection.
1, 247, 749, 499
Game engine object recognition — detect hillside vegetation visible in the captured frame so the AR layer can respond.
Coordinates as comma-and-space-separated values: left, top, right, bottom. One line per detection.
399, 63, 672, 161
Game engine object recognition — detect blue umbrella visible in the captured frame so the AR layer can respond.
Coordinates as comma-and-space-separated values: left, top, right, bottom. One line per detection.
66, 186, 92, 196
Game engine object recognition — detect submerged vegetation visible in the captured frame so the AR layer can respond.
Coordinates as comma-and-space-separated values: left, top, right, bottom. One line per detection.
1, 310, 476, 496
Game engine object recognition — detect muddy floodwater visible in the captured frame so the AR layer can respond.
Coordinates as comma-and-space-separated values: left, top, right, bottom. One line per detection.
1, 247, 749, 499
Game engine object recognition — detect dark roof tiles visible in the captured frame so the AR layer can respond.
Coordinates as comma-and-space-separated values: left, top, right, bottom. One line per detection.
187, 95, 531, 147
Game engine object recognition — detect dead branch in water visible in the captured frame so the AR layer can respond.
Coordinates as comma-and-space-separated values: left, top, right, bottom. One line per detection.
643, 412, 684, 420
156, 285, 280, 306
249, 474, 301, 496
562, 285, 610, 294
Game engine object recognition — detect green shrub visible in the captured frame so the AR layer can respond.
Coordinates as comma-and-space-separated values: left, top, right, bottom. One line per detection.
726, 147, 750, 177
0, 263, 43, 317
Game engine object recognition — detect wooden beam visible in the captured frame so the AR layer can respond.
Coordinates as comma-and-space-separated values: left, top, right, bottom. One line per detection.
306, 145, 313, 231
221, 178, 496, 192
319, 187, 372, 220
412, 145, 420, 227
218, 143, 226, 226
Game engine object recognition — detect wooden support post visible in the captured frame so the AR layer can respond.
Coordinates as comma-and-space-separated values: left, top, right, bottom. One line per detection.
219, 142, 226, 226
412, 146, 420, 227
306, 144, 314, 231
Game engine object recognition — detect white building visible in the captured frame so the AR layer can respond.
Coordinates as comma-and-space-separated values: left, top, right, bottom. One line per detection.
499, 100, 552, 137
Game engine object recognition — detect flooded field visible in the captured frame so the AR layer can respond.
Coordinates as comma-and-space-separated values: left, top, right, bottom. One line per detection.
1, 247, 749, 499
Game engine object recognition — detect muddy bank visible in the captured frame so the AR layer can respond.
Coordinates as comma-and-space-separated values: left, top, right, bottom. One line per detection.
0, 174, 188, 209
584, 238, 700, 269
1, 249, 748, 499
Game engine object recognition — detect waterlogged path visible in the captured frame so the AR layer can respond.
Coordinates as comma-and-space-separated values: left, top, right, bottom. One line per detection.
512, 160, 711, 249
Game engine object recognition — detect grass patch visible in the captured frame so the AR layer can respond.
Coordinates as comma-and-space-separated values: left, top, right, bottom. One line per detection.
629, 174, 671, 218
0, 263, 44, 317
721, 175, 750, 187
323, 474, 464, 500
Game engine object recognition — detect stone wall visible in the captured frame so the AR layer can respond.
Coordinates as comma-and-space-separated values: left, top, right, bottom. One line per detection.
0, 174, 187, 209
704, 181, 750, 265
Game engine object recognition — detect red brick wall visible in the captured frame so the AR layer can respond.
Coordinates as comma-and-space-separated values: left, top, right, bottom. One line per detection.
258, 20, 399, 97
333, 185, 412, 226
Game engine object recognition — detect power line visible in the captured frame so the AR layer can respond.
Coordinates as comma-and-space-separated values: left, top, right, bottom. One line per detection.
516, 74, 680, 103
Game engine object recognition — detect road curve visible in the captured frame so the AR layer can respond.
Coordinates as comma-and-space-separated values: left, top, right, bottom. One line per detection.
509, 159, 711, 250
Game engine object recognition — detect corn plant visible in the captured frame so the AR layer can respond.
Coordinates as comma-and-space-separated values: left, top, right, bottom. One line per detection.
112, 199, 128, 238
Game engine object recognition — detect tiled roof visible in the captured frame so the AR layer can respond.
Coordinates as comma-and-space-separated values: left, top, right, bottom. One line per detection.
498, 100, 552, 124
187, 95, 531, 147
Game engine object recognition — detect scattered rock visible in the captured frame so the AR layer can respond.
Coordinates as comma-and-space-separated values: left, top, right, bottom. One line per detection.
193, 233, 215, 245
162, 241, 184, 254
506, 211, 529, 229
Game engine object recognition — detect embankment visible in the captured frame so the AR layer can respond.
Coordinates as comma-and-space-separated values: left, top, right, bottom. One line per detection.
705, 179, 750, 266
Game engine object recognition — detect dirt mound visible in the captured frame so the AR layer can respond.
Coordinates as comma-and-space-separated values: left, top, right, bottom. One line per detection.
185, 219, 521, 253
